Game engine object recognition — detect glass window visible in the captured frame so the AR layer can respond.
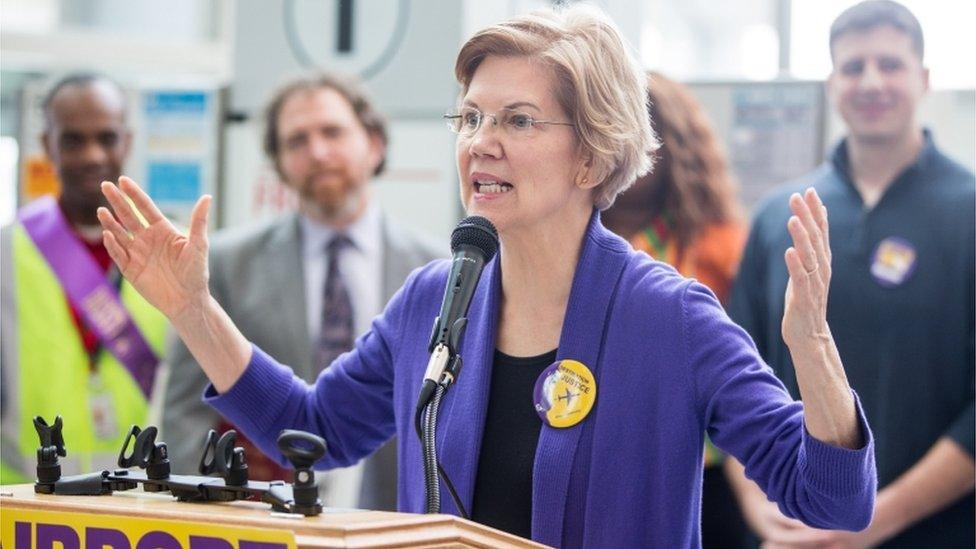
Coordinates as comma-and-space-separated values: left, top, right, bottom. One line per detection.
642, 0, 779, 81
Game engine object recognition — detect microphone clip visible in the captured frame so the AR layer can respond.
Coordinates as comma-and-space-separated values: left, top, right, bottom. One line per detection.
423, 342, 451, 385
426, 314, 469, 356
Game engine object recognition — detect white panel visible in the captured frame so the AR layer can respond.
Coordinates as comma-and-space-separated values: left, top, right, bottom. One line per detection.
230, 0, 463, 117
374, 120, 459, 240
0, 138, 19, 226
219, 119, 284, 229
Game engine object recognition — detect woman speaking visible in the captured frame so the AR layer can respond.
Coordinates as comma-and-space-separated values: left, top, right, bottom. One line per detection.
97, 5, 875, 547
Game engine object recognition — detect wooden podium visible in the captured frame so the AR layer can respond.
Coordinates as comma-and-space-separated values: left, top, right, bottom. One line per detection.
0, 484, 547, 548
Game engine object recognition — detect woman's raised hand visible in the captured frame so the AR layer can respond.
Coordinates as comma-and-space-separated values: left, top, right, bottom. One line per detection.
781, 187, 833, 351
97, 176, 213, 320
780, 188, 862, 449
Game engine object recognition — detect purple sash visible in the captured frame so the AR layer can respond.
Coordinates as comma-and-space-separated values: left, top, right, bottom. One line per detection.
18, 196, 159, 397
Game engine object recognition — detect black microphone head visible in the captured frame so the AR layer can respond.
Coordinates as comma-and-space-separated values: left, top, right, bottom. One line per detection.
451, 216, 498, 261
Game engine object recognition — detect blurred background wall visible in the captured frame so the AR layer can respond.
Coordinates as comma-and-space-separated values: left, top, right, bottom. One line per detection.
2, 0, 973, 239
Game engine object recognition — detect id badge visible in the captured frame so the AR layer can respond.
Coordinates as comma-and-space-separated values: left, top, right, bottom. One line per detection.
89, 373, 118, 441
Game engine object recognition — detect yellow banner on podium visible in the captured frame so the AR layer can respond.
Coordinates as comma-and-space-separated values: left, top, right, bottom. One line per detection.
1, 507, 297, 549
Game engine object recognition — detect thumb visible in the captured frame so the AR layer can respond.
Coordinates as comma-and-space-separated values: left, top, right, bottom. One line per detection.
189, 195, 212, 248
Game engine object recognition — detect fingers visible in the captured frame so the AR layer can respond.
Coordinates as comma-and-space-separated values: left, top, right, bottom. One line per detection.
788, 189, 834, 287
805, 188, 829, 239
787, 216, 819, 279
764, 526, 837, 547
806, 188, 831, 264
789, 193, 823, 265
96, 206, 130, 245
791, 189, 831, 268
762, 541, 824, 549
769, 511, 809, 531
102, 230, 129, 271
784, 247, 812, 290
786, 216, 828, 289
189, 195, 212, 247
101, 181, 145, 234
119, 176, 166, 225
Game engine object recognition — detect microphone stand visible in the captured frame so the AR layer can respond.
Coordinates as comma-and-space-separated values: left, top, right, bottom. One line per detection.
415, 330, 468, 517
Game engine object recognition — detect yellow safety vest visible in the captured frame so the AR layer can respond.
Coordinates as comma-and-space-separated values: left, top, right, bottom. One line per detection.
0, 224, 167, 484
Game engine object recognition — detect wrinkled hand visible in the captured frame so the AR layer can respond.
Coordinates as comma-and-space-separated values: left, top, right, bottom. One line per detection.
761, 524, 876, 549
781, 188, 832, 350
740, 491, 837, 548
752, 497, 878, 549
736, 463, 878, 549
97, 176, 212, 320
746, 497, 816, 544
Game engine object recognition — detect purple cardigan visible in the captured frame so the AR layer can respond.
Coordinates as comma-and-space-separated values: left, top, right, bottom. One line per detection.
207, 212, 875, 548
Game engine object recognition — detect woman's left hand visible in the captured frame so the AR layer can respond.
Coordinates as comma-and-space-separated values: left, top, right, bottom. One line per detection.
780, 188, 860, 448
781, 188, 832, 351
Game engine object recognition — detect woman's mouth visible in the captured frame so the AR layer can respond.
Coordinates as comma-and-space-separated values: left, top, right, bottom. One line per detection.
475, 180, 514, 194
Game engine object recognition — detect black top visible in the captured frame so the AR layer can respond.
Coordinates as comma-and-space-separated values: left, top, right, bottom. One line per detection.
730, 131, 975, 548
470, 348, 558, 540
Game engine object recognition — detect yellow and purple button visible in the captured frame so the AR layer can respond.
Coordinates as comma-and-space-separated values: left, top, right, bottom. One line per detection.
533, 359, 597, 428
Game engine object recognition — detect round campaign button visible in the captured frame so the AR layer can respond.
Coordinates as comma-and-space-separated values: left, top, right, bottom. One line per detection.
533, 359, 597, 428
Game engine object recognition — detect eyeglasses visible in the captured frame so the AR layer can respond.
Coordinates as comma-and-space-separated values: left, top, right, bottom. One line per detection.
444, 107, 575, 138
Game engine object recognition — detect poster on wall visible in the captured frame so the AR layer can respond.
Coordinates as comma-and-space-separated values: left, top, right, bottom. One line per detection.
728, 84, 824, 208
690, 81, 826, 211
18, 80, 60, 204
138, 89, 219, 225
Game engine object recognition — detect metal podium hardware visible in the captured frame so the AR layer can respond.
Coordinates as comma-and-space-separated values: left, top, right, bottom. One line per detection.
32, 415, 328, 516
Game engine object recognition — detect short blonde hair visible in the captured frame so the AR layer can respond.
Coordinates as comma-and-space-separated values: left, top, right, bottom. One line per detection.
455, 5, 658, 210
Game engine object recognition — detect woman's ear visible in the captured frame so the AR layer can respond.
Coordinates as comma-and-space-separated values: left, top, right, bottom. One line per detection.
576, 155, 601, 190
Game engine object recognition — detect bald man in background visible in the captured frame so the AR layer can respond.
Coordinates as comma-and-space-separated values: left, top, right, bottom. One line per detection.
1, 75, 168, 484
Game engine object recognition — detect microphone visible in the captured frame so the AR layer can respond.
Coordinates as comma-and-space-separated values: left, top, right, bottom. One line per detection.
418, 216, 498, 406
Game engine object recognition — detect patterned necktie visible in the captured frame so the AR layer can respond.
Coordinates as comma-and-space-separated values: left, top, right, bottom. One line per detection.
316, 233, 355, 371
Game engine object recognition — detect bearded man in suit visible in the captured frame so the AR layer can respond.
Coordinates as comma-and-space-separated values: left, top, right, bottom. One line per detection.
162, 73, 441, 511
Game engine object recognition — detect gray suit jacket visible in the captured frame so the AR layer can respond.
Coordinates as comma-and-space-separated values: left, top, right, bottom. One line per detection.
162, 211, 442, 511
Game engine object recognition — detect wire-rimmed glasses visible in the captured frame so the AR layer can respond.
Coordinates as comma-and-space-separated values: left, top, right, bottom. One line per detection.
444, 106, 575, 138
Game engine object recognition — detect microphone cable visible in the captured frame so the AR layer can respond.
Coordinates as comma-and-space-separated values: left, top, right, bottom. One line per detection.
415, 385, 469, 518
